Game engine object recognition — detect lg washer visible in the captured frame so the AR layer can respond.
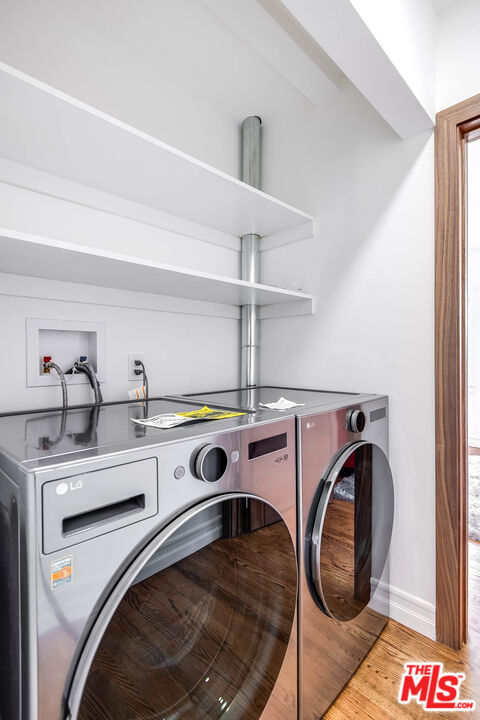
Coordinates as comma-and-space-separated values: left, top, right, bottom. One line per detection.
0, 398, 298, 720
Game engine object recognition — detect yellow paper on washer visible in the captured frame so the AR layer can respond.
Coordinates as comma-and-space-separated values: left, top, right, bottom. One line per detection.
131, 405, 245, 429
177, 405, 245, 420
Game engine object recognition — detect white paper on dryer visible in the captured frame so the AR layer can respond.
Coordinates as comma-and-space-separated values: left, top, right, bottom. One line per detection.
259, 396, 305, 410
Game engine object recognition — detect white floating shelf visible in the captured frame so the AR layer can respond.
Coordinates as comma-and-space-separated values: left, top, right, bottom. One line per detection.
0, 62, 314, 240
0, 230, 314, 317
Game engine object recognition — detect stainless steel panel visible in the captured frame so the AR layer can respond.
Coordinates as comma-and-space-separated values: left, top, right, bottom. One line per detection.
175, 386, 362, 413
26, 417, 296, 720
0, 399, 290, 470
298, 398, 392, 719
42, 458, 158, 553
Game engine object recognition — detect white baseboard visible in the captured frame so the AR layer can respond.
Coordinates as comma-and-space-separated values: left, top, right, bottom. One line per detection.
371, 579, 436, 640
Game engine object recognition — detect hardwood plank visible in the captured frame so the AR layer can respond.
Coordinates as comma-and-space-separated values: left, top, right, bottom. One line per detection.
325, 541, 480, 719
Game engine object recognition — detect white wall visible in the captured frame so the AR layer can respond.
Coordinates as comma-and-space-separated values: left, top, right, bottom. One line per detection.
437, 0, 480, 110
261, 80, 436, 633
350, 0, 437, 117
274, 0, 435, 138
0, 274, 239, 411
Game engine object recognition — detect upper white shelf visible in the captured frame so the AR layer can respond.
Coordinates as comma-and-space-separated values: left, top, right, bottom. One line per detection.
0, 62, 314, 240
0, 230, 314, 317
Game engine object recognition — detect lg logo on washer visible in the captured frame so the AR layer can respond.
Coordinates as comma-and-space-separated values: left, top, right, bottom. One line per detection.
55, 480, 83, 495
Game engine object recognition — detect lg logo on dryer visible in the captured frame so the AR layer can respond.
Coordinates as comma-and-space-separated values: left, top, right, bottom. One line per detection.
55, 480, 83, 495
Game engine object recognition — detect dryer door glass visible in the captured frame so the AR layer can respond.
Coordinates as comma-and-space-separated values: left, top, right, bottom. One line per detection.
71, 497, 297, 720
309, 442, 394, 622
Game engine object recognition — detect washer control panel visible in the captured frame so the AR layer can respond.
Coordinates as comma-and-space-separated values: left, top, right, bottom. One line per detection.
173, 465, 185, 480
193, 444, 229, 483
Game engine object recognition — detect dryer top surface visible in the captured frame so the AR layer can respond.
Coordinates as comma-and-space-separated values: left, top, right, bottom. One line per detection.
176, 386, 382, 414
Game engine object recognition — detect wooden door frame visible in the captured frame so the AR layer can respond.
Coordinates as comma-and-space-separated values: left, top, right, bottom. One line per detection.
436, 93, 480, 649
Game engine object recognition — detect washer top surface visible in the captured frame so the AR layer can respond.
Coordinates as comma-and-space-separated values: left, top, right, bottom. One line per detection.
178, 386, 379, 413
0, 398, 292, 470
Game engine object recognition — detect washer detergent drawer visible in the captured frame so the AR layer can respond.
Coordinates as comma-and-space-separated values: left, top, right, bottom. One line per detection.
42, 458, 158, 553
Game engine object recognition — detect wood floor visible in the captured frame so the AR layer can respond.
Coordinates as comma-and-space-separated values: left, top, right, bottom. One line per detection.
324, 541, 480, 720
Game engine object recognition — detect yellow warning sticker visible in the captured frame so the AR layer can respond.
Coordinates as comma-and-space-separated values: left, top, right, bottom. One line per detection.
177, 405, 245, 421
131, 405, 245, 429
51, 556, 73, 589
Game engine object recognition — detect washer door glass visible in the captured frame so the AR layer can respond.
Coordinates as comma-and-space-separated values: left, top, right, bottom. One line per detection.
71, 497, 297, 720
308, 442, 394, 622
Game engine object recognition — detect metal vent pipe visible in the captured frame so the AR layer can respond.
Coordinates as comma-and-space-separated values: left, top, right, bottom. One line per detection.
240, 116, 262, 389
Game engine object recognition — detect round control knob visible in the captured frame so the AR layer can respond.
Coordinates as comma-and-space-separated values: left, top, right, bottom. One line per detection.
345, 409, 366, 433
194, 444, 228, 483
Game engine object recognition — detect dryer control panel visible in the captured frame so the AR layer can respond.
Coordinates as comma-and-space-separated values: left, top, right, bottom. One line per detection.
345, 409, 366, 433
